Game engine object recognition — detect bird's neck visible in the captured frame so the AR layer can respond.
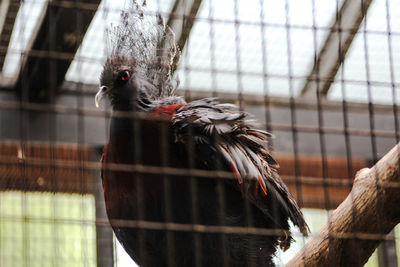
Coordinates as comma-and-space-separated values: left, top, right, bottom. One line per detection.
109, 97, 186, 142
112, 93, 185, 113
108, 103, 185, 167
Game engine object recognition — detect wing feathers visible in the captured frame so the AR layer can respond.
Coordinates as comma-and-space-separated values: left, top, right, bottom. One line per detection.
172, 98, 309, 238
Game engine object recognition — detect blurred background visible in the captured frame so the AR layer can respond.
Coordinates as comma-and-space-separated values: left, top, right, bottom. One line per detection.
0, 0, 399, 266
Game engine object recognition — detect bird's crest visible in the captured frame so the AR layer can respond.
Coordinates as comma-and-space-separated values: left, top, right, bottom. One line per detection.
107, 1, 180, 97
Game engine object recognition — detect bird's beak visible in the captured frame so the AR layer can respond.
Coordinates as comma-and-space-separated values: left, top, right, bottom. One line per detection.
95, 86, 108, 108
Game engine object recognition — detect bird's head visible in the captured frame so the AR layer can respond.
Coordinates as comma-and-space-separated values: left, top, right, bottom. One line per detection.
96, 56, 159, 111
95, 2, 180, 111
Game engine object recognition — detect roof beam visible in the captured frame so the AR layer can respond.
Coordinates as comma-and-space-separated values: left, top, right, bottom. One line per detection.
167, 0, 203, 52
0, 0, 20, 71
300, 0, 374, 97
15, 0, 100, 102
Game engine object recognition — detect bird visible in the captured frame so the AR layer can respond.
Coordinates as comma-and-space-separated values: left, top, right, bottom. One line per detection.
96, 2, 309, 266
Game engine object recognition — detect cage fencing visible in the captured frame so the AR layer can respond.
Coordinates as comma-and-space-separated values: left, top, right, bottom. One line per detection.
0, 0, 399, 266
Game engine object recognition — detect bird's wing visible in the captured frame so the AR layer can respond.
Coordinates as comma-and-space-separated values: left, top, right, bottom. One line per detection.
172, 98, 309, 238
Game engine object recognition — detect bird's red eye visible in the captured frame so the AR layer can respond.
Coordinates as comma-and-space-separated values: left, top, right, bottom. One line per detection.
120, 70, 130, 81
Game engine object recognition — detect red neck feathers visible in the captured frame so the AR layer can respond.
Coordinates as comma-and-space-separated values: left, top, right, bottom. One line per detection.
152, 104, 186, 116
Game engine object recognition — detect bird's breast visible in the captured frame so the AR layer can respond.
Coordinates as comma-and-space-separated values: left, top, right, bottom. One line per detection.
102, 114, 187, 222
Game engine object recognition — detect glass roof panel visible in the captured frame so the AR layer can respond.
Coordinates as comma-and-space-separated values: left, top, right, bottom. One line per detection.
329, 0, 400, 104
176, 0, 342, 97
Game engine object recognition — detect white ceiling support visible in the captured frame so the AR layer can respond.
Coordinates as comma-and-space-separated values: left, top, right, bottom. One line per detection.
301, 0, 374, 98
167, 0, 203, 52
0, 0, 20, 71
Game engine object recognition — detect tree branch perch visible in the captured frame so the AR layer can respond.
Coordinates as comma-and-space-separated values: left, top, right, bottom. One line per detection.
286, 143, 400, 266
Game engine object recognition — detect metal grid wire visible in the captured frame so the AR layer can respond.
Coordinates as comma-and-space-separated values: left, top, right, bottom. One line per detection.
0, 0, 399, 266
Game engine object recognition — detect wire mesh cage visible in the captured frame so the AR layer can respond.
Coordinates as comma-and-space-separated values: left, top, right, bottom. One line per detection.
0, 0, 399, 266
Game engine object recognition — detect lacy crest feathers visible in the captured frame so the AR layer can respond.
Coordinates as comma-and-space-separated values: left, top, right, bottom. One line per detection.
107, 1, 180, 97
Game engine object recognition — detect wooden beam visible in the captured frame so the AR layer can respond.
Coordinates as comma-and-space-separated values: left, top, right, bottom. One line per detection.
14, 0, 100, 102
0, 0, 20, 71
277, 154, 368, 209
301, 0, 374, 97
0, 142, 94, 194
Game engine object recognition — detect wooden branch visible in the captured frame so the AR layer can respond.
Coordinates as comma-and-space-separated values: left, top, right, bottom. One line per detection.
286, 143, 400, 266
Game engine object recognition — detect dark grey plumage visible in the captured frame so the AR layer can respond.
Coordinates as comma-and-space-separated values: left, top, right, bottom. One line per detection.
97, 2, 309, 266
172, 98, 309, 242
